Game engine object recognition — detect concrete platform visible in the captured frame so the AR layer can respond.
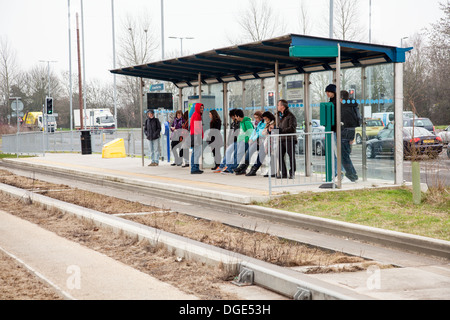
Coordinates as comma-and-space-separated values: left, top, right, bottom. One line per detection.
1, 153, 399, 204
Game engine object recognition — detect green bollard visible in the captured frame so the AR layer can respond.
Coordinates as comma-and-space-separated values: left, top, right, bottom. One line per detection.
412, 161, 421, 205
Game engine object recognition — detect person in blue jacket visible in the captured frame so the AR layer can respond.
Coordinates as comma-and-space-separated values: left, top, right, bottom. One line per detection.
236, 111, 266, 176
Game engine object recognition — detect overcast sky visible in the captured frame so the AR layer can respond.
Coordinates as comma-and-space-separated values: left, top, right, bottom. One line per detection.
0, 0, 445, 83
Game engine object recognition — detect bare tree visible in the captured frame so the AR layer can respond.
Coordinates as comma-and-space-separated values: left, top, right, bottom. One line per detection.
0, 36, 20, 123
297, 0, 312, 35
117, 13, 159, 128
403, 33, 430, 118
333, 0, 365, 41
425, 1, 450, 125
235, 0, 286, 43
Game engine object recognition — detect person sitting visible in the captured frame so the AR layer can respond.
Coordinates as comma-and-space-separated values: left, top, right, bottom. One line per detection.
236, 111, 265, 176
222, 109, 253, 174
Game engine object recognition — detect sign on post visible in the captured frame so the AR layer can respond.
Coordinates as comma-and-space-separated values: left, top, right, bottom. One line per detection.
289, 46, 339, 58
11, 100, 24, 112
150, 83, 164, 92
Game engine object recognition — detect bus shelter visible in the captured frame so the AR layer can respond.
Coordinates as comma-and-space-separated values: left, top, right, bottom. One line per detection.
111, 34, 412, 189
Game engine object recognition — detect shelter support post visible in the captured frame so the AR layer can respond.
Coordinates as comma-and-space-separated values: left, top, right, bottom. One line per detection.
198, 72, 203, 170
140, 78, 144, 167
275, 60, 280, 177
178, 88, 183, 111
223, 82, 228, 148
304, 73, 312, 177
394, 63, 404, 185
260, 79, 265, 112
361, 67, 367, 181
335, 45, 342, 188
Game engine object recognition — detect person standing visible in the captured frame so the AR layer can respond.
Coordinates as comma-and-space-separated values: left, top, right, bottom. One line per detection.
170, 110, 185, 166
180, 110, 190, 167
207, 110, 223, 170
190, 103, 204, 174
277, 99, 297, 179
144, 109, 161, 166
340, 90, 359, 182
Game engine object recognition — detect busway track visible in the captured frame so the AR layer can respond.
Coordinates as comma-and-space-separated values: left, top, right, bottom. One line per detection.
1, 160, 450, 300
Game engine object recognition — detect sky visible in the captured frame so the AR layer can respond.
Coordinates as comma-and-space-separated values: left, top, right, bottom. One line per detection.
0, 0, 445, 84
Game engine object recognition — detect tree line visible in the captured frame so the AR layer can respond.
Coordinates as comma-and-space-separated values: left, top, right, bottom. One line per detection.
0, 0, 448, 131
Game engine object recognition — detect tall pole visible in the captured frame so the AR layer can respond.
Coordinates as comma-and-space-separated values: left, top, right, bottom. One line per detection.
81, 0, 87, 120
76, 13, 84, 130
140, 78, 144, 167
111, 0, 117, 130
161, 0, 165, 60
329, 0, 334, 39
369, 0, 372, 43
68, 0, 73, 132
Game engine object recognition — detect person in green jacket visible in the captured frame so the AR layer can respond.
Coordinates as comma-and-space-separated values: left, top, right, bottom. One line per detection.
222, 109, 254, 174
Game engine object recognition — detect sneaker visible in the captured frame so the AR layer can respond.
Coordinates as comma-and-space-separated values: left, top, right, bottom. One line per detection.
191, 170, 204, 174
220, 170, 232, 174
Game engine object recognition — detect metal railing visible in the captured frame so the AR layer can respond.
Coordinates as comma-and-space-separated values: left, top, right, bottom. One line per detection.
266, 131, 336, 195
1, 129, 143, 156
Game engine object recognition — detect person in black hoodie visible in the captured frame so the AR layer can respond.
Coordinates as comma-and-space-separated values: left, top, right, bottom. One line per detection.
340, 90, 359, 182
144, 110, 161, 166
325, 84, 359, 182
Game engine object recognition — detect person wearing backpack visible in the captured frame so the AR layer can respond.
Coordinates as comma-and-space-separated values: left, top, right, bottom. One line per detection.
340, 90, 360, 182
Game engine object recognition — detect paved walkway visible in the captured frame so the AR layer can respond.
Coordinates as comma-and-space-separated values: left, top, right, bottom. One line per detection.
0, 210, 198, 300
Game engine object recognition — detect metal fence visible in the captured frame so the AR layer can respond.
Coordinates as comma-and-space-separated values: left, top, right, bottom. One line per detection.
266, 131, 336, 195
1, 129, 147, 157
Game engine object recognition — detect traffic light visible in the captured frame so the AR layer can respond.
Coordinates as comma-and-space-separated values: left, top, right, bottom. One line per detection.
46, 97, 53, 114
267, 91, 275, 106
349, 88, 356, 100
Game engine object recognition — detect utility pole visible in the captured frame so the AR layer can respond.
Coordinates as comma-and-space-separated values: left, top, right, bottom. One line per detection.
76, 13, 84, 130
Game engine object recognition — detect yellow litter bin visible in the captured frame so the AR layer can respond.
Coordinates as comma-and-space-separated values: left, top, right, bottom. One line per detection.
102, 138, 126, 158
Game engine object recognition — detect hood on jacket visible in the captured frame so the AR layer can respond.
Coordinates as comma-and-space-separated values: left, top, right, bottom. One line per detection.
190, 103, 204, 137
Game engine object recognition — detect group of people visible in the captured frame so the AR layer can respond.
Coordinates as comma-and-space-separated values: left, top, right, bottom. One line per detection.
144, 84, 359, 181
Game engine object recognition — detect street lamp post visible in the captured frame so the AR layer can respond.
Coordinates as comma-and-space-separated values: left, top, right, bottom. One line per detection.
169, 36, 194, 56
401, 37, 409, 48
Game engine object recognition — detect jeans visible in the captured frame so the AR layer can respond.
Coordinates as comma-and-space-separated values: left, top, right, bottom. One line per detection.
226, 140, 247, 172
219, 142, 237, 171
147, 139, 160, 164
190, 143, 202, 172
341, 139, 358, 180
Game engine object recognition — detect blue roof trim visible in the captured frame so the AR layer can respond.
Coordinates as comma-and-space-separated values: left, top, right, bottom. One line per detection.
290, 35, 413, 63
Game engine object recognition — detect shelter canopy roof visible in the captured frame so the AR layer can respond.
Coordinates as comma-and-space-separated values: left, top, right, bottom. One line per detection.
110, 34, 412, 88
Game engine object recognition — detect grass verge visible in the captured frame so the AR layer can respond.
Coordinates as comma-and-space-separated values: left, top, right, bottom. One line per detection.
260, 186, 450, 241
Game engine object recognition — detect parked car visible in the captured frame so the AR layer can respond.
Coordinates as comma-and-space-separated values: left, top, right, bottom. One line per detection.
403, 117, 435, 134
366, 127, 443, 159
355, 119, 385, 144
297, 126, 327, 156
438, 125, 450, 144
